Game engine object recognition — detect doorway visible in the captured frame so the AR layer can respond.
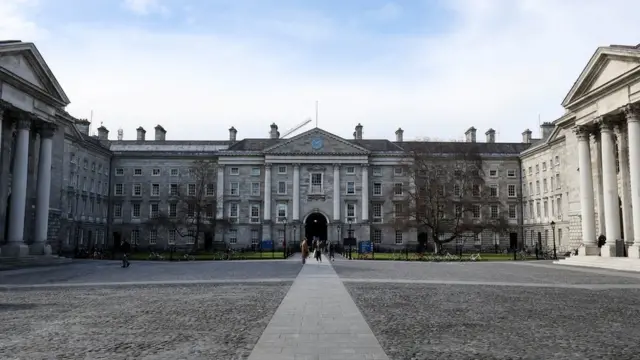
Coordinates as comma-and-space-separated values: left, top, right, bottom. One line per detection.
305, 213, 328, 242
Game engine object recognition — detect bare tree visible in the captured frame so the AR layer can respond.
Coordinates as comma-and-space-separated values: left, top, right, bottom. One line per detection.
145, 159, 218, 251
392, 142, 512, 253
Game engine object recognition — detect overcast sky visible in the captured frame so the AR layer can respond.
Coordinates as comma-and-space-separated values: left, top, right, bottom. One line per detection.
2, 0, 640, 142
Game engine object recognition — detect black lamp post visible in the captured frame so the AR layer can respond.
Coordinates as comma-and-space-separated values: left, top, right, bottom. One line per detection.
347, 218, 353, 260
292, 224, 297, 251
550, 220, 557, 260
282, 217, 287, 259
337, 224, 341, 255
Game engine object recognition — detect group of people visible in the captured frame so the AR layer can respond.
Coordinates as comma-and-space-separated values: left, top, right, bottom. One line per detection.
300, 237, 335, 264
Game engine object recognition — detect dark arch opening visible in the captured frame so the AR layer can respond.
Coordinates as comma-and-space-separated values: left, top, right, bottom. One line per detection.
305, 213, 328, 242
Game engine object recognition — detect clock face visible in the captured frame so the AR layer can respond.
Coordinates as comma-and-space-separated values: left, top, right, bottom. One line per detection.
311, 137, 324, 150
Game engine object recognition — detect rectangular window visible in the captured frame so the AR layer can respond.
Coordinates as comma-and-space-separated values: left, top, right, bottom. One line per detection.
346, 181, 355, 195
277, 203, 287, 221
372, 203, 382, 223
115, 168, 124, 176
149, 230, 157, 245
550, 176, 555, 191
230, 182, 239, 195
251, 230, 260, 244
188, 184, 196, 196
229, 203, 239, 219
372, 167, 382, 176
168, 230, 176, 245
393, 183, 403, 196
508, 204, 517, 219
151, 184, 160, 196
169, 203, 177, 217
373, 182, 382, 196
395, 231, 403, 244
134, 168, 142, 176
133, 184, 142, 196
507, 169, 517, 178
556, 174, 561, 189
543, 179, 548, 193
206, 184, 215, 196
230, 167, 239, 175
114, 203, 122, 217
372, 229, 382, 244
150, 203, 159, 218
187, 230, 196, 244
394, 167, 403, 176
542, 162, 547, 171
346, 203, 356, 221
152, 168, 161, 176
544, 200, 549, 217
205, 204, 214, 218
170, 168, 179, 176
170, 184, 178, 196
278, 166, 287, 174
115, 183, 123, 195
131, 230, 140, 245
490, 184, 498, 197
310, 173, 323, 194
229, 229, 238, 244
490, 205, 499, 218
394, 203, 402, 218
453, 184, 461, 197
346, 166, 355, 174
508, 184, 516, 198
472, 184, 481, 197
132, 203, 141, 218
472, 205, 480, 218
250, 204, 260, 223
489, 169, 498, 178
278, 181, 287, 194
251, 167, 261, 176
251, 182, 260, 196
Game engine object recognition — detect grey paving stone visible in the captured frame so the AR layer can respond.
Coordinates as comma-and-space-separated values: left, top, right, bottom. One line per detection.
345, 282, 640, 360
0, 283, 291, 359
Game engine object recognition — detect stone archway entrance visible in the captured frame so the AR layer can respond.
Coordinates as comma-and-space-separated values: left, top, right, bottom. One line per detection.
305, 212, 328, 242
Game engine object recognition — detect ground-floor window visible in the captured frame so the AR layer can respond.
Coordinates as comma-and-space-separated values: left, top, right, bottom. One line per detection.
277, 229, 285, 243
131, 229, 140, 245
251, 229, 260, 244
149, 230, 157, 245
395, 230, 403, 244
187, 229, 196, 244
372, 229, 382, 244
229, 229, 238, 244
474, 233, 482, 246
168, 230, 176, 245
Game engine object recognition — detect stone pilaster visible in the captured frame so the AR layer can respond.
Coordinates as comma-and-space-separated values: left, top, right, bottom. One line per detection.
333, 164, 340, 221
597, 118, 621, 257
574, 125, 598, 255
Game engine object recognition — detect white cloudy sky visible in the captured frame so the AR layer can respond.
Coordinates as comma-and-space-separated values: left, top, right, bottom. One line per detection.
1, 0, 640, 142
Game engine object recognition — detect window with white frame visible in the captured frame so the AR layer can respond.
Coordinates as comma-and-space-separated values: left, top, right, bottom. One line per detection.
251, 229, 260, 244
151, 184, 160, 196
251, 182, 260, 195
346, 181, 355, 195
230, 167, 239, 175
536, 180, 540, 194
278, 165, 287, 174
489, 184, 498, 197
115, 168, 124, 176
206, 184, 215, 196
277, 203, 287, 220
310, 173, 323, 194
550, 176, 555, 190
131, 229, 140, 245
346, 203, 356, 221
277, 229, 285, 243
372, 167, 382, 176
373, 182, 382, 196
188, 184, 196, 196
394, 203, 402, 218
556, 173, 561, 189
508, 204, 517, 219
474, 233, 482, 245
394, 167, 403, 176
535, 164, 539, 173
168, 230, 176, 245
453, 184, 461, 197
251, 167, 261, 176
395, 230, 403, 244
536, 201, 541, 217
508, 184, 516, 197
472, 184, 481, 197
490, 205, 499, 218
150, 203, 159, 218
542, 162, 547, 171
229, 229, 238, 244
169, 184, 178, 196
346, 166, 355, 174
544, 200, 549, 217
372, 229, 382, 244
152, 168, 161, 176
134, 168, 142, 176
278, 181, 287, 194
250, 204, 260, 223
489, 169, 498, 178
230, 182, 239, 195
114, 184, 124, 196
170, 168, 179, 176
186, 203, 195, 217
114, 203, 122, 217
187, 230, 196, 244
393, 183, 403, 195
205, 203, 214, 218
229, 203, 239, 220
133, 184, 142, 196
149, 230, 157, 245
132, 203, 141, 218
507, 169, 517, 178
169, 203, 177, 217
543, 179, 548, 193
372, 203, 382, 223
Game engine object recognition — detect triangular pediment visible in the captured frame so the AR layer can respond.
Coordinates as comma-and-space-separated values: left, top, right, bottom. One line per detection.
562, 45, 640, 107
0, 42, 70, 106
264, 128, 370, 155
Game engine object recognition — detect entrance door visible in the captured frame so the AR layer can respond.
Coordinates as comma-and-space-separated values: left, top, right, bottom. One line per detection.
305, 213, 328, 241
509, 232, 518, 250
113, 232, 122, 251
204, 233, 213, 251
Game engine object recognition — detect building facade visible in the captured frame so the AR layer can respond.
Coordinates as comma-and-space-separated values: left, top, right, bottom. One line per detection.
3, 40, 640, 259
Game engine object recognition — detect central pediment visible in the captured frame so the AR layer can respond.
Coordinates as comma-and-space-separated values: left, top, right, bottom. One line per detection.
263, 128, 370, 155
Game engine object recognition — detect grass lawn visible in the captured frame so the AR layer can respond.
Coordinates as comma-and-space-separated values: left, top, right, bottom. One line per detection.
354, 252, 536, 261
128, 251, 288, 261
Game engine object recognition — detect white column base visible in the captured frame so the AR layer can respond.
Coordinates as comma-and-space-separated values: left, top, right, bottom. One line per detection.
1, 242, 30, 258
600, 243, 617, 257
578, 245, 600, 256
29, 242, 52, 256
628, 245, 640, 259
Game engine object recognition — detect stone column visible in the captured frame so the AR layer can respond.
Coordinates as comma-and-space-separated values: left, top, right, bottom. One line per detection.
361, 164, 369, 222
615, 123, 634, 245
263, 164, 272, 221
625, 105, 640, 258
575, 125, 598, 255
333, 164, 340, 221
30, 122, 56, 255
592, 133, 606, 236
293, 164, 300, 221
599, 118, 622, 257
216, 166, 224, 219
1, 116, 31, 257
0, 104, 6, 241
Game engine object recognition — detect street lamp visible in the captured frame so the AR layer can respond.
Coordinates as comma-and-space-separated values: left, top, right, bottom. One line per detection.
347, 218, 353, 260
336, 224, 341, 255
550, 220, 557, 260
283, 217, 287, 259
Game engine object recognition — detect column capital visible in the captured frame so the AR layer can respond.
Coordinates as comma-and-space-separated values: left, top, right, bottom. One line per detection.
37, 122, 57, 138
333, 163, 340, 169
361, 163, 369, 168
293, 163, 300, 169
596, 116, 617, 133
0, 100, 11, 112
624, 103, 640, 123
574, 125, 592, 141
264, 163, 272, 169
614, 121, 626, 137
14, 115, 32, 130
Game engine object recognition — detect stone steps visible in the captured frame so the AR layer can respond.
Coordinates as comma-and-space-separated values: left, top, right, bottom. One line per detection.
554, 256, 640, 272
0, 255, 73, 271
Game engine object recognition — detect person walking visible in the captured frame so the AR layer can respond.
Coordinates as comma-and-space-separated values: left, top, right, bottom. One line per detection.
121, 239, 131, 268
301, 238, 309, 264
329, 242, 335, 261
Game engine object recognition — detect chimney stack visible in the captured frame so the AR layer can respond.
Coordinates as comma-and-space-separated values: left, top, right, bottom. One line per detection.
485, 128, 495, 143
154, 125, 166, 141
355, 123, 363, 140
229, 126, 237, 142
270, 123, 279, 139
522, 129, 532, 144
395, 128, 404, 142
75, 119, 90, 135
540, 122, 554, 139
136, 126, 146, 141
465, 127, 477, 143
97, 125, 109, 140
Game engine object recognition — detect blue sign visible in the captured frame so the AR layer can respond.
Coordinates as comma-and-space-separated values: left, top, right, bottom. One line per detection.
358, 241, 372, 254
311, 137, 324, 150
261, 240, 274, 250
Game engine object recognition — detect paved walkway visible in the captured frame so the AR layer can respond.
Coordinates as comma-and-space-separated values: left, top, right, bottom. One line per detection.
248, 254, 389, 360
